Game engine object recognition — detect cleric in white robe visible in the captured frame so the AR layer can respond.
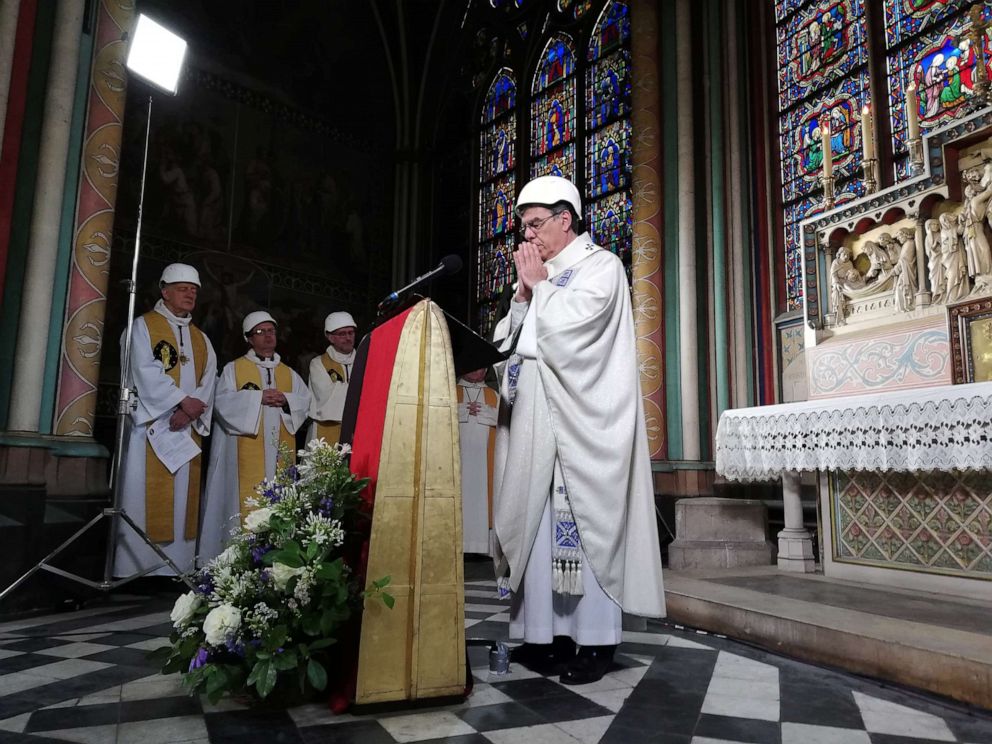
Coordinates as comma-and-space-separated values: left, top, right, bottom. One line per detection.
492, 175, 665, 685
307, 311, 357, 445
114, 263, 217, 578
200, 311, 310, 563
457, 369, 499, 556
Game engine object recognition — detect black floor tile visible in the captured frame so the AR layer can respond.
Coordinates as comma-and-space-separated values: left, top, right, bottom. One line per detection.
455, 701, 545, 731
488, 676, 572, 701
26, 701, 121, 732
779, 667, 865, 729
520, 693, 613, 724
869, 734, 975, 744
298, 719, 395, 744
694, 713, 781, 744
943, 712, 992, 744
205, 709, 304, 743
81, 647, 159, 668
600, 721, 692, 744
0, 731, 88, 743
0, 665, 151, 719
86, 631, 165, 647
0, 638, 72, 653
416, 736, 493, 744
464, 611, 499, 620
0, 653, 56, 674
118, 695, 202, 723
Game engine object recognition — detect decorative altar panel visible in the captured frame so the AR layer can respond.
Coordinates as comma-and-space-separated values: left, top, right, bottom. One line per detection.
831, 469, 992, 579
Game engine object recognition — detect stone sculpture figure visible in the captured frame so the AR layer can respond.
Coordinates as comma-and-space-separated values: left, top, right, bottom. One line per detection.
925, 218, 945, 304
892, 227, 918, 312
960, 165, 992, 279
863, 240, 893, 282
829, 246, 864, 323
940, 212, 970, 303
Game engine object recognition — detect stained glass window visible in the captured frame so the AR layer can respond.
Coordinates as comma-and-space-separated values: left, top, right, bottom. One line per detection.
884, 1, 992, 179
585, 0, 632, 266
775, 0, 868, 311
478, 69, 517, 336
473, 1, 633, 333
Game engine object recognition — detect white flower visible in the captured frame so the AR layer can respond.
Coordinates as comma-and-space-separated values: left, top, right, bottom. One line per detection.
213, 544, 240, 568
270, 562, 306, 591
244, 506, 274, 533
170, 591, 202, 628
203, 604, 242, 646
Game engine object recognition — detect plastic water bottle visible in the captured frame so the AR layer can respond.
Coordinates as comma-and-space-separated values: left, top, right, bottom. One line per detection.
489, 642, 510, 675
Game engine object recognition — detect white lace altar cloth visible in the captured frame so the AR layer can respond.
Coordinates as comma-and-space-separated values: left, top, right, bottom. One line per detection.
715, 381, 992, 483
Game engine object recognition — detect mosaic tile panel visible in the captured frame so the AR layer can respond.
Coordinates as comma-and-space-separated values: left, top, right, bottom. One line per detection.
832, 469, 992, 577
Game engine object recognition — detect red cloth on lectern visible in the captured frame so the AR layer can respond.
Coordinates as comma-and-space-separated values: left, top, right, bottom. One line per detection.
329, 306, 413, 715
348, 306, 413, 507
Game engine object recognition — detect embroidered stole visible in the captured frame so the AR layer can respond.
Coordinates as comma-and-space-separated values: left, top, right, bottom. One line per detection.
456, 385, 498, 527
142, 311, 206, 543
234, 357, 296, 521
314, 353, 348, 445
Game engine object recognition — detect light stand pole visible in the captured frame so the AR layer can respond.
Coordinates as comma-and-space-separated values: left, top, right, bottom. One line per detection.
0, 15, 193, 602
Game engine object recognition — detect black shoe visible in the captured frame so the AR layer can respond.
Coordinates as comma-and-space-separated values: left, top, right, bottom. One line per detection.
559, 644, 616, 685
510, 636, 576, 674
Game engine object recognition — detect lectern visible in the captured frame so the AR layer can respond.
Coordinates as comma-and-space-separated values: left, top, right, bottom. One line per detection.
343, 298, 502, 705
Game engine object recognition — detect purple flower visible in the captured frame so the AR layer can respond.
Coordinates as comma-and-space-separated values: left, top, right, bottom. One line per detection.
195, 572, 214, 595
189, 646, 209, 671
287, 465, 299, 481
250, 544, 272, 564
225, 639, 245, 657
319, 497, 334, 516
260, 569, 272, 584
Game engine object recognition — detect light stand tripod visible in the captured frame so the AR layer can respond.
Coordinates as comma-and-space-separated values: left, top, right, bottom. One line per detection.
0, 15, 194, 602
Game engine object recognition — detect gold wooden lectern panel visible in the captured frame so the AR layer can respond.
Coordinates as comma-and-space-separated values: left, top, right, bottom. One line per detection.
356, 300, 466, 704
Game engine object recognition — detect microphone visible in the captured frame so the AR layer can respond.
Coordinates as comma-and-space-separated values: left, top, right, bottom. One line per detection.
378, 254, 463, 311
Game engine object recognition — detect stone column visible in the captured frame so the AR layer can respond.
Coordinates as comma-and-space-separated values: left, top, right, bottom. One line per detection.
913, 213, 931, 308
0, 0, 21, 154
53, 0, 132, 437
778, 471, 815, 572
631, 0, 666, 459
8, 0, 84, 432
676, 0, 700, 460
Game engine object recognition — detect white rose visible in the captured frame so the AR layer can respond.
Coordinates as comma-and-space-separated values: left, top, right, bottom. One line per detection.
214, 544, 240, 567
202, 604, 242, 646
170, 591, 202, 628
244, 507, 274, 533
270, 562, 305, 591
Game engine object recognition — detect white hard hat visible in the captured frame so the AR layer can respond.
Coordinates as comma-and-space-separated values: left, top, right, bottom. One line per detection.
242, 310, 277, 336
515, 175, 582, 217
159, 263, 200, 287
325, 311, 356, 333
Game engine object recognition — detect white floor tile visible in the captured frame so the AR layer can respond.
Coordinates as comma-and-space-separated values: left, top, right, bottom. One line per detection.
0, 712, 31, 733
781, 722, 871, 744
463, 683, 514, 707
706, 675, 779, 701
77, 685, 123, 706
607, 665, 649, 688
378, 710, 476, 742
621, 630, 672, 646
691, 738, 753, 744
852, 692, 955, 741
711, 651, 779, 684
121, 673, 188, 701
579, 686, 635, 713
23, 658, 113, 680
117, 715, 209, 744
556, 715, 614, 744
34, 642, 117, 659
483, 723, 582, 743
126, 638, 171, 651
664, 635, 714, 650
40, 723, 120, 744
465, 603, 511, 613
700, 691, 779, 721
465, 618, 482, 628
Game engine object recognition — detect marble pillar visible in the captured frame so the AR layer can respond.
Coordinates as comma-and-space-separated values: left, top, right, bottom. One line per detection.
0, 0, 20, 155
8, 0, 84, 432
631, 0, 666, 459
676, 0, 700, 460
778, 471, 815, 572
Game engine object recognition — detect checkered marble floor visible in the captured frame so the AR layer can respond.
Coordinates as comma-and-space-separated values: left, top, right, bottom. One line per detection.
0, 578, 988, 743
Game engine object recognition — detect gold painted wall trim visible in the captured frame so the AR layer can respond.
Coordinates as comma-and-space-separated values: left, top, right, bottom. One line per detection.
356, 300, 467, 704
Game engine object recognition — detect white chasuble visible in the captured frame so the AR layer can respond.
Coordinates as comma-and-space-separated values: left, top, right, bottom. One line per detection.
307, 346, 354, 444
456, 380, 498, 555
114, 300, 217, 578
200, 351, 310, 563
493, 232, 666, 631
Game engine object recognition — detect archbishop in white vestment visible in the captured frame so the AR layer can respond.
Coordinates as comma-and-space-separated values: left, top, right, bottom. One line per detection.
492, 176, 665, 685
114, 264, 217, 578
200, 312, 310, 563
308, 311, 357, 445
457, 370, 498, 556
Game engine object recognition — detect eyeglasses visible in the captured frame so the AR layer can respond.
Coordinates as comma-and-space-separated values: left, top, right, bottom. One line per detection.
329, 329, 355, 337
250, 328, 277, 336
518, 212, 562, 237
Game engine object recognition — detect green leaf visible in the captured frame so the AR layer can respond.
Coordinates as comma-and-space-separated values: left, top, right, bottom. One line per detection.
302, 613, 321, 636
267, 625, 288, 650
205, 665, 229, 697
272, 649, 298, 671
145, 646, 173, 666
257, 662, 278, 699
307, 659, 328, 690
306, 541, 319, 561
306, 638, 337, 651
381, 592, 395, 609
247, 659, 266, 686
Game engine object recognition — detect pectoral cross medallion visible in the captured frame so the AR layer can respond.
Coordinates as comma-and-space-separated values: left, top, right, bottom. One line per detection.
179, 353, 190, 366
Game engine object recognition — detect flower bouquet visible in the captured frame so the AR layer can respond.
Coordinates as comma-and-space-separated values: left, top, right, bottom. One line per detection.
151, 439, 392, 704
